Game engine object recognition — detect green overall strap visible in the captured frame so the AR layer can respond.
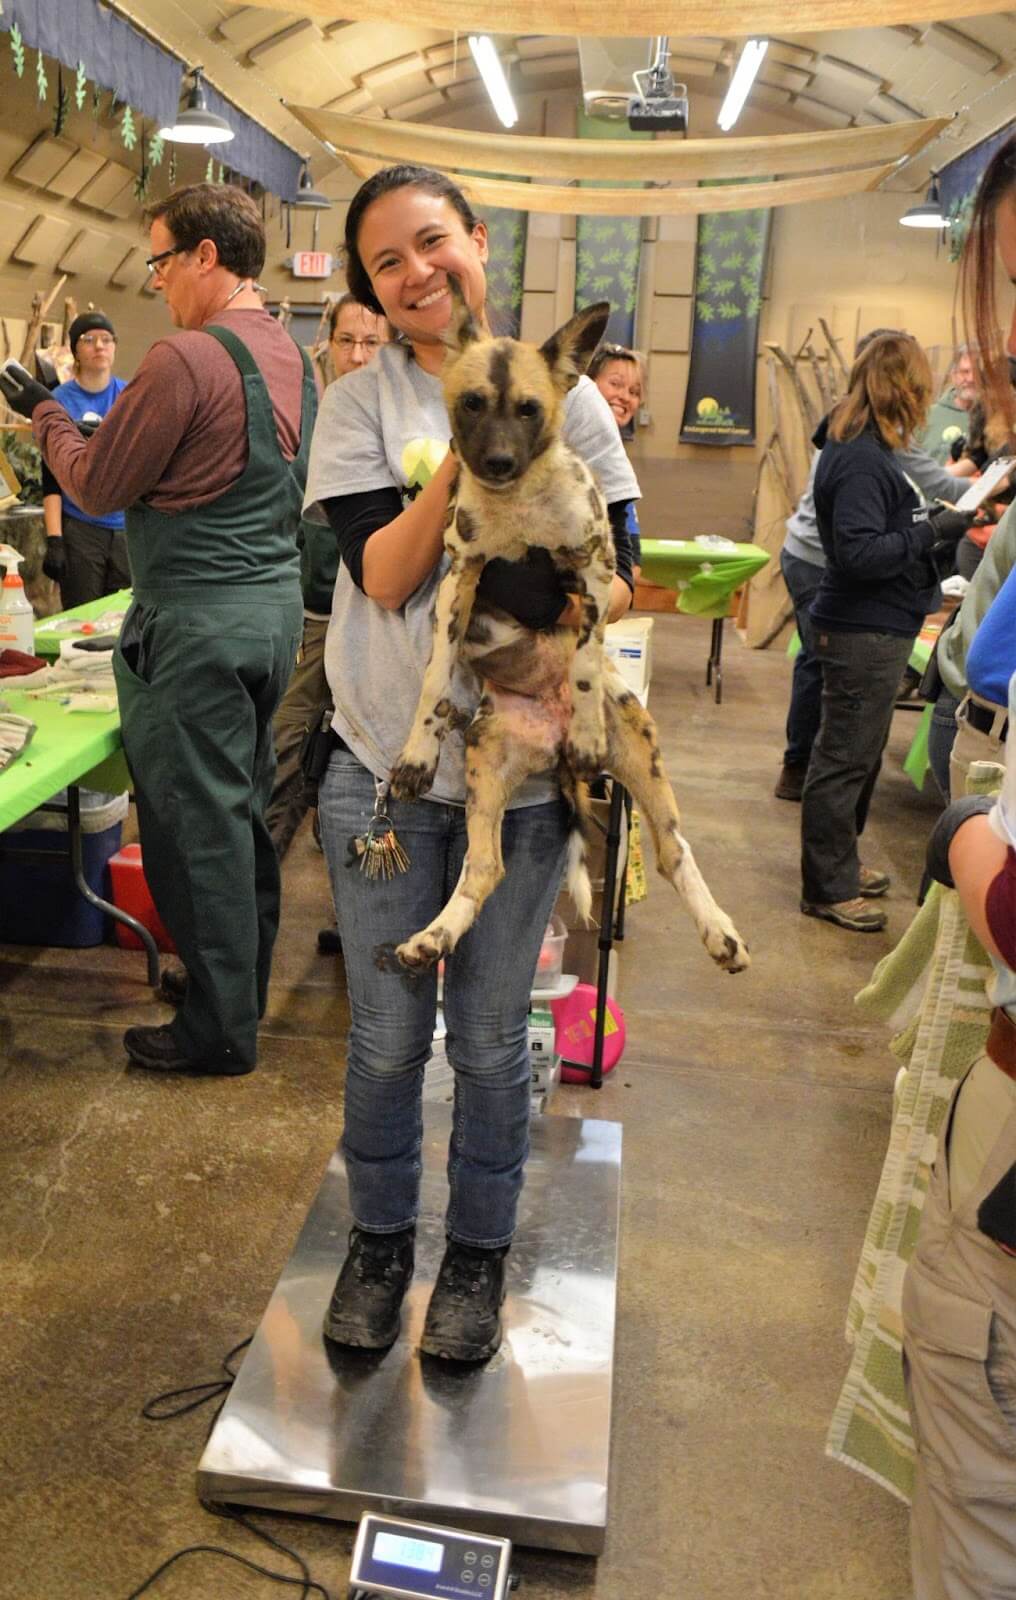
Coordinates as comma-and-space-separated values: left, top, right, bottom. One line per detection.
203, 324, 316, 489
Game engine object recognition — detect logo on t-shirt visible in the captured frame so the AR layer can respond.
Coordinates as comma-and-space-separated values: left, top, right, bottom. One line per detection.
401, 437, 447, 497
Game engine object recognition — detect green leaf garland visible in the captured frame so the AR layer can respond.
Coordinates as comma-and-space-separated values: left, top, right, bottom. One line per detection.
75, 61, 87, 110
10, 22, 24, 77
147, 133, 164, 168
35, 47, 47, 100
120, 104, 137, 149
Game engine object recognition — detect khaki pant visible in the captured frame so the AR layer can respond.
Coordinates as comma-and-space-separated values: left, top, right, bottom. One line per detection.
904, 1058, 1016, 1599
264, 615, 329, 859
949, 692, 1009, 801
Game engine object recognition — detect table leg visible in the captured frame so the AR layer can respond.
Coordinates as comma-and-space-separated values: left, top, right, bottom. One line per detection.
706, 618, 724, 705
66, 786, 160, 987
613, 787, 633, 944
591, 780, 627, 1090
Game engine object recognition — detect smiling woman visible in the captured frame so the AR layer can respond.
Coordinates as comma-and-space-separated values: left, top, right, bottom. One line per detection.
301, 161, 641, 1366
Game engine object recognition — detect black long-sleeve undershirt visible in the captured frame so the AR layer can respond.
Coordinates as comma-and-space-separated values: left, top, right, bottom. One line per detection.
321, 488, 636, 597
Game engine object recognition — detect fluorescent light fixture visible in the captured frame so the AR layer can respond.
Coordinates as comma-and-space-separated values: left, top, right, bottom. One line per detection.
899, 175, 946, 229
717, 39, 768, 132
159, 67, 234, 145
468, 35, 518, 129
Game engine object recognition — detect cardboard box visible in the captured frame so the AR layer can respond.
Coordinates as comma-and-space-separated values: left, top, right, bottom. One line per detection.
604, 616, 653, 698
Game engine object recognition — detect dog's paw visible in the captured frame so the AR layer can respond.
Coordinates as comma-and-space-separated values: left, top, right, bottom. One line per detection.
390, 756, 437, 802
394, 926, 455, 971
703, 917, 751, 974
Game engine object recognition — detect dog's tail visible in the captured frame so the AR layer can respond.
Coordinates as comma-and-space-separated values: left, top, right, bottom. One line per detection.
560, 771, 594, 925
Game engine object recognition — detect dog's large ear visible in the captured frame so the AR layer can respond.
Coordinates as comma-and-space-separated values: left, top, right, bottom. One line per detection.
441, 273, 482, 355
539, 302, 611, 393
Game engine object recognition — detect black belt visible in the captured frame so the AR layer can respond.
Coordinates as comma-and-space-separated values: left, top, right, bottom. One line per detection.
965, 699, 1009, 741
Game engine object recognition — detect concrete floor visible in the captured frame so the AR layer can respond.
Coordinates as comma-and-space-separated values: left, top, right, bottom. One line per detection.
1, 613, 934, 1600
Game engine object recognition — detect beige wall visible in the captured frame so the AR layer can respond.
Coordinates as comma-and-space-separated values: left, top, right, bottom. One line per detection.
0, 70, 964, 537
0, 68, 352, 377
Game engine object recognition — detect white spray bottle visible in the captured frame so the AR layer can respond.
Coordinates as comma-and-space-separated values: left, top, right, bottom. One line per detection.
0, 548, 35, 654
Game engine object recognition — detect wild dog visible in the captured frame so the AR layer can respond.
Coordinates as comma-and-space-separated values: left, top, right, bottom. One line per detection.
385, 282, 750, 978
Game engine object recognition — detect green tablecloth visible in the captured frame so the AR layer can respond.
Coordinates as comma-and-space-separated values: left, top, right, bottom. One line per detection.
639, 540, 770, 618
0, 690, 127, 832
32, 588, 132, 660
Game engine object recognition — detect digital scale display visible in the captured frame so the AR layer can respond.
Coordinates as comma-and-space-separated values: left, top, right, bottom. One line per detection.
350, 1513, 512, 1600
374, 1531, 444, 1574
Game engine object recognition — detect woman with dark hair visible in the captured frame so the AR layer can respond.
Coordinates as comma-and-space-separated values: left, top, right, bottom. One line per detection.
303, 164, 639, 1363
799, 333, 970, 932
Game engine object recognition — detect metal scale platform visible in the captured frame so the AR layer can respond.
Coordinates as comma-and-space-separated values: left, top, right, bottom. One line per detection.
198, 1107, 622, 1555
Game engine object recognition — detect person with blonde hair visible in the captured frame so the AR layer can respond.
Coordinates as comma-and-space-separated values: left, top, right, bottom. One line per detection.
799, 333, 974, 931
588, 342, 645, 575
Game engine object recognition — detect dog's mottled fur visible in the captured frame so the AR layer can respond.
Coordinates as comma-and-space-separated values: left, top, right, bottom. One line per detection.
385, 282, 749, 978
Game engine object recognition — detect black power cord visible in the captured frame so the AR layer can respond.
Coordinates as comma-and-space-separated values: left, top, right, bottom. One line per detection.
125, 1338, 335, 1600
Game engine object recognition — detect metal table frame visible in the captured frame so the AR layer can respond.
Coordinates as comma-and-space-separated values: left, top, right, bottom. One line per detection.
0, 782, 159, 985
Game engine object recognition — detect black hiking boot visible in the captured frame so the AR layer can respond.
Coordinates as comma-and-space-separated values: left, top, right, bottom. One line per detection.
774, 762, 807, 801
419, 1241, 508, 1363
123, 1022, 253, 1077
323, 1226, 415, 1350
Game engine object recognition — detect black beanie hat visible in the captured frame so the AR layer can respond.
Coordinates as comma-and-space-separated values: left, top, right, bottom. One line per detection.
69, 312, 116, 354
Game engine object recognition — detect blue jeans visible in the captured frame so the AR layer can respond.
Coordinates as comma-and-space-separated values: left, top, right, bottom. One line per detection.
318, 745, 570, 1249
927, 688, 961, 804
780, 549, 825, 769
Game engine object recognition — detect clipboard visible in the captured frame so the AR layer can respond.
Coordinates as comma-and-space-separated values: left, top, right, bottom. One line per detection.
951, 456, 1015, 513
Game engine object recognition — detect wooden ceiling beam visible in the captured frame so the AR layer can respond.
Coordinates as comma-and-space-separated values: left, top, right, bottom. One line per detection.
334, 151, 897, 214
289, 102, 948, 182
241, 0, 1003, 39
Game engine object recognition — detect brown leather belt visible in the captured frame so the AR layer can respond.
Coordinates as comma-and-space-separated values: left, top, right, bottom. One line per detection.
986, 1006, 1016, 1080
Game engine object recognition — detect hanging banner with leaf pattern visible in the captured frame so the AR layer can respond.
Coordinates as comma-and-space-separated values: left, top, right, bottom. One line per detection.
484, 201, 527, 340
679, 206, 771, 447
575, 111, 647, 348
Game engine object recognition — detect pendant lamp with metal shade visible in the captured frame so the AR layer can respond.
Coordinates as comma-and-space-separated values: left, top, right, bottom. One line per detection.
899, 172, 946, 229
291, 160, 331, 208
160, 67, 235, 145
285, 159, 332, 250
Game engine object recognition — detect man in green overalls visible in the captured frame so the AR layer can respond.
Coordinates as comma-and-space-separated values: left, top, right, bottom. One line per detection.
10, 184, 318, 1076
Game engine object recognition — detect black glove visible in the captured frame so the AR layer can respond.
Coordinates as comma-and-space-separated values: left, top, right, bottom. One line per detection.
927, 504, 978, 544
477, 549, 569, 631
0, 359, 54, 420
926, 795, 996, 888
42, 537, 66, 582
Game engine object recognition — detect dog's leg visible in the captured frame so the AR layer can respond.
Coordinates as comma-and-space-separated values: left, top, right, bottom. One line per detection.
390, 551, 484, 801
561, 531, 614, 781
602, 675, 750, 974
391, 704, 544, 971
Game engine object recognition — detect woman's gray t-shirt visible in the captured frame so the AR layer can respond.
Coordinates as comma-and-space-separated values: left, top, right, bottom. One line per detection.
304, 341, 641, 807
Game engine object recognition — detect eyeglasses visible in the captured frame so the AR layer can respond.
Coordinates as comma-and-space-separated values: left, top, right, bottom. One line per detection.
77, 334, 116, 348
145, 245, 187, 275
333, 335, 383, 351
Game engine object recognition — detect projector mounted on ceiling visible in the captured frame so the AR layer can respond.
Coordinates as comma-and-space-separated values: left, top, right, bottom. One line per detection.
627, 36, 688, 134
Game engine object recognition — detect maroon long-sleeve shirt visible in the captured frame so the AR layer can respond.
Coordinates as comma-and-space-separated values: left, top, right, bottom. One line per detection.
33, 308, 307, 518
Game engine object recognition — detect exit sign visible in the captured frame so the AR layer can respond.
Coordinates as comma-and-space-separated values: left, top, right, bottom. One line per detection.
292, 251, 333, 278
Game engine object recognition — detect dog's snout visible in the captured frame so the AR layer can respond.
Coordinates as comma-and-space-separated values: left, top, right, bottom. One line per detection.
483, 453, 516, 480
